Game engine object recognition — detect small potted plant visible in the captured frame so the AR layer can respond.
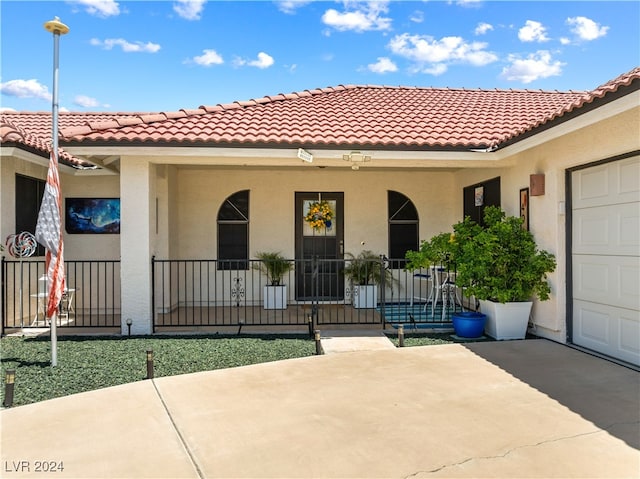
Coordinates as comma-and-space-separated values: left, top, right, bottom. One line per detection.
343, 250, 394, 308
451, 206, 556, 340
253, 252, 294, 310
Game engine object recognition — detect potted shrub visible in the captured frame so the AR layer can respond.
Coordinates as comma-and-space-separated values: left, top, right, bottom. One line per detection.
451, 206, 556, 340
343, 250, 393, 309
253, 252, 294, 310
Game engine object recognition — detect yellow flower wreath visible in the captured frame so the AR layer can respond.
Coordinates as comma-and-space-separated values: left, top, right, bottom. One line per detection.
304, 200, 334, 230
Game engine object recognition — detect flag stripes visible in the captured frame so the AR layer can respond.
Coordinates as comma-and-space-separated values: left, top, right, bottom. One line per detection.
35, 151, 65, 319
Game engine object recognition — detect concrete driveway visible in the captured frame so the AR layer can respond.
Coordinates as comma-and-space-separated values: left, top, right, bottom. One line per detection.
1, 339, 638, 478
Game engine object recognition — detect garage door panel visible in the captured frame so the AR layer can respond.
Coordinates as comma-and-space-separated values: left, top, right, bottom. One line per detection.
619, 156, 640, 196
571, 156, 640, 366
573, 156, 640, 209
573, 202, 640, 256
573, 300, 640, 366
573, 255, 640, 310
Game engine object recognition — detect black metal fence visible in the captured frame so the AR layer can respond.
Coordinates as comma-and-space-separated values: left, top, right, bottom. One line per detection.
1, 257, 121, 333
151, 257, 464, 332
2, 256, 466, 334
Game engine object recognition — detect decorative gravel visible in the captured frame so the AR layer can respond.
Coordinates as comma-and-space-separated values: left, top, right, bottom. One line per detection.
0, 334, 315, 407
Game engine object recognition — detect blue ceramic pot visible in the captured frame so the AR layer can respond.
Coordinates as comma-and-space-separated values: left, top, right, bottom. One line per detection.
452, 311, 487, 338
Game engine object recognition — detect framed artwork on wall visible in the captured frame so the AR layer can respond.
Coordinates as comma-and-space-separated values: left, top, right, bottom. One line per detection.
520, 188, 529, 231
474, 186, 484, 206
65, 198, 120, 234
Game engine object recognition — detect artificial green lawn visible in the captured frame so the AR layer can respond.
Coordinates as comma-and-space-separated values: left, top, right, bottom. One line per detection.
0, 334, 315, 408
385, 331, 493, 347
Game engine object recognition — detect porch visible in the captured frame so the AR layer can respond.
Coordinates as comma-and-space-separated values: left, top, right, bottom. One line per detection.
2, 257, 468, 335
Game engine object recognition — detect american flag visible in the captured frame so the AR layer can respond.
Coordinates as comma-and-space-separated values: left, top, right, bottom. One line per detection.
35, 151, 65, 319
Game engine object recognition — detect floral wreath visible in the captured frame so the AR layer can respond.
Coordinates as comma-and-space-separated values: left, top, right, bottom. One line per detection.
304, 200, 334, 230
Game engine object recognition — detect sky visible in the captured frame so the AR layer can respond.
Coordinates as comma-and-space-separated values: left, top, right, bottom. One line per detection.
1, 0, 638, 113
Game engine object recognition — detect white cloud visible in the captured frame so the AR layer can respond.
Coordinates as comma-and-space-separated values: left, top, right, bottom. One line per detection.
501, 50, 564, 84
518, 20, 549, 42
410, 10, 424, 23
0, 107, 17, 112
276, 1, 312, 14
234, 52, 275, 69
559, 37, 571, 45
322, 1, 392, 33
475, 22, 493, 35
173, 0, 206, 21
70, 0, 120, 17
422, 63, 448, 76
191, 49, 224, 66
368, 57, 397, 73
0, 79, 51, 101
388, 33, 498, 74
249, 52, 275, 69
566, 16, 608, 41
73, 95, 101, 108
90, 38, 161, 53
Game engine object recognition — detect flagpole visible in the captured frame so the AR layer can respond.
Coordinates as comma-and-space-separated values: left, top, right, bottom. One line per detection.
44, 17, 69, 367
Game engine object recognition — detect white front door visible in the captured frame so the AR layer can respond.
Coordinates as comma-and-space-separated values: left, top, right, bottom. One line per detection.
571, 155, 640, 366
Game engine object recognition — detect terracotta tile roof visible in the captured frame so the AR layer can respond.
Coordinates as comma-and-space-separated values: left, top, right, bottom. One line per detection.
59, 85, 592, 149
4, 67, 638, 159
500, 66, 640, 144
58, 67, 639, 149
0, 111, 143, 168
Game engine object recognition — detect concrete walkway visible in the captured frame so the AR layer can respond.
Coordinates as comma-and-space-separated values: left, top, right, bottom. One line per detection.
1, 339, 639, 478
319, 329, 396, 354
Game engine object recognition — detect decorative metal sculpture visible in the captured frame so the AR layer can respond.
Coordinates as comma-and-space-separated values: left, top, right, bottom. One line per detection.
5, 232, 38, 328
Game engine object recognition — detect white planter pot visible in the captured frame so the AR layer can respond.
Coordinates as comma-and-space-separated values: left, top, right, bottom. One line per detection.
263, 285, 287, 310
479, 299, 532, 340
353, 284, 377, 309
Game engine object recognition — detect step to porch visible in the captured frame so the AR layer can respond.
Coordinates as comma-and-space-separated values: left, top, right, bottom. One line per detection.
319, 330, 396, 354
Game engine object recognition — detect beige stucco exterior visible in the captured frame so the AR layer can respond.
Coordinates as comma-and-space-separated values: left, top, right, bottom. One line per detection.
2, 90, 638, 339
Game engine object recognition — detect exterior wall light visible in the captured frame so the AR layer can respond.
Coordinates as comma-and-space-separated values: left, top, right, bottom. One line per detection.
342, 151, 372, 170
146, 350, 154, 379
4, 369, 16, 407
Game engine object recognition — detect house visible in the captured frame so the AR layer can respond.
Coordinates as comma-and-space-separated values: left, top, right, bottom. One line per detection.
1, 67, 638, 366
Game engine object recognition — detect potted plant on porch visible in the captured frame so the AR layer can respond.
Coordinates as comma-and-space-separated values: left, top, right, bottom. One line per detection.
451, 206, 556, 340
405, 232, 487, 337
343, 250, 393, 309
253, 252, 294, 310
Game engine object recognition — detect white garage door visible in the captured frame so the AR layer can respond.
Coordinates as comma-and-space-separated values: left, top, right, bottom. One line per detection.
572, 155, 640, 366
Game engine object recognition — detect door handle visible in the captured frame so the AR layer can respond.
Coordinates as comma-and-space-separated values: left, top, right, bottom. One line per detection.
339, 240, 344, 255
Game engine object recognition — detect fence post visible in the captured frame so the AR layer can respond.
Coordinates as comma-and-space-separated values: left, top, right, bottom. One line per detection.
311, 256, 319, 324
379, 255, 386, 328
150, 255, 155, 334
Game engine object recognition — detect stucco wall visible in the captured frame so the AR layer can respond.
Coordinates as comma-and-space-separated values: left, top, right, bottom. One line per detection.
173, 168, 457, 260
62, 174, 121, 260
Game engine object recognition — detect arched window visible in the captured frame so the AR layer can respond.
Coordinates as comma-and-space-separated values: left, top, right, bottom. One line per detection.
388, 190, 419, 268
217, 190, 249, 270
